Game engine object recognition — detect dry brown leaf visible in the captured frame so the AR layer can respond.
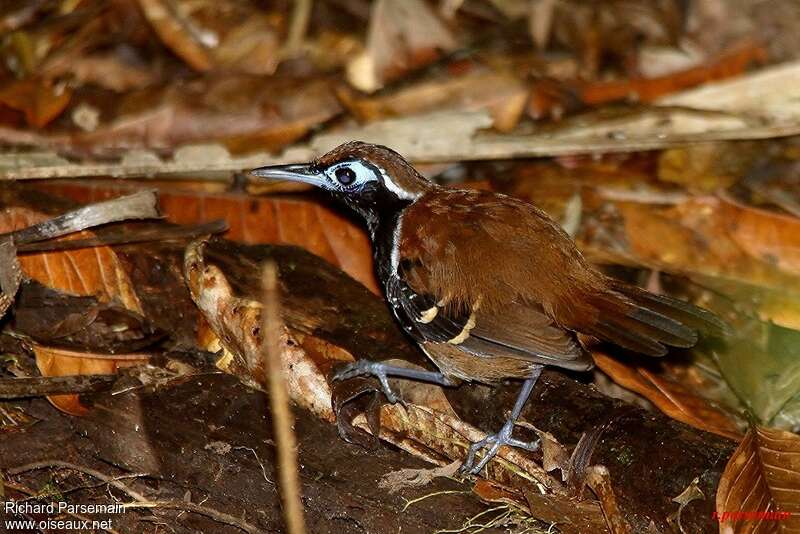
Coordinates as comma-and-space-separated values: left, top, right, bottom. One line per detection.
607, 197, 800, 294
348, 0, 457, 92
593, 351, 743, 440
339, 70, 529, 132
137, 0, 280, 74
136, 0, 213, 71
0, 207, 143, 311
716, 426, 800, 533
0, 207, 146, 414
0, 78, 72, 128
34, 346, 149, 416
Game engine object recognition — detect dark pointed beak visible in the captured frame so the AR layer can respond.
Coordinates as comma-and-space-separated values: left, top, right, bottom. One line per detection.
249, 163, 327, 188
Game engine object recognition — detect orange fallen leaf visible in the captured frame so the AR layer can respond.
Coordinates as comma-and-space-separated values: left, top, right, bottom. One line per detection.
0, 78, 72, 128
34, 346, 149, 416
614, 197, 800, 294
716, 425, 800, 533
593, 351, 743, 441
0, 206, 147, 414
580, 39, 767, 105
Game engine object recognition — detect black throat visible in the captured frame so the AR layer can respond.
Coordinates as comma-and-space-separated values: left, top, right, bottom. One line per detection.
339, 185, 414, 283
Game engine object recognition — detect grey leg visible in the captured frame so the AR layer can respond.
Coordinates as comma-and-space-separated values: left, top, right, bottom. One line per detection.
333, 360, 456, 403
460, 366, 543, 475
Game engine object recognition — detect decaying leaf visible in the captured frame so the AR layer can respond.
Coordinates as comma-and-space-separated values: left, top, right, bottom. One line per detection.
2, 207, 144, 312
0, 238, 22, 319
0, 204, 157, 414
593, 351, 743, 440
585, 465, 631, 534
348, 0, 457, 92
716, 425, 800, 533
136, 0, 280, 75
339, 70, 529, 132
34, 345, 149, 416
0, 78, 72, 128
593, 197, 800, 294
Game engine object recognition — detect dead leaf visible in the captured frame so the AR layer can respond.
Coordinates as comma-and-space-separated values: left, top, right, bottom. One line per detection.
34, 345, 149, 416
592, 351, 743, 440
672, 477, 705, 534
0, 207, 143, 312
585, 465, 631, 534
716, 425, 800, 533
136, 0, 213, 71
0, 78, 72, 128
378, 461, 460, 493
348, 0, 457, 92
579, 39, 767, 105
339, 70, 529, 132
0, 207, 147, 414
0, 237, 22, 319
601, 197, 800, 294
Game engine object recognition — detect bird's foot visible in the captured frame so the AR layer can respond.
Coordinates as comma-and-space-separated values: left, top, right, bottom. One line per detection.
459, 419, 540, 476
332, 360, 400, 404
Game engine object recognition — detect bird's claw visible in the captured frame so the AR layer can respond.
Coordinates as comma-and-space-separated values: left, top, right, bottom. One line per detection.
459, 419, 540, 476
333, 360, 400, 404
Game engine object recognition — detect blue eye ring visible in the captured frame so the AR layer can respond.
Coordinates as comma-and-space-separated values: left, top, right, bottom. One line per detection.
335, 166, 356, 185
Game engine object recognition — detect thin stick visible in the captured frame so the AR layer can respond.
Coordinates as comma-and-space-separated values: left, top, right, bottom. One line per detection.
0, 374, 116, 399
262, 262, 306, 534
6, 461, 149, 503
2, 190, 160, 245
6, 462, 261, 533
283, 0, 313, 57
121, 501, 262, 534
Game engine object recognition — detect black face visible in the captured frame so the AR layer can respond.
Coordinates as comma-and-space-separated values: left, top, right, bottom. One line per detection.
250, 158, 413, 235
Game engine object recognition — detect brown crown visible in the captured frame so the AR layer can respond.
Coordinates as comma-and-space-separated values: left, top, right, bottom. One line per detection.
315, 141, 433, 197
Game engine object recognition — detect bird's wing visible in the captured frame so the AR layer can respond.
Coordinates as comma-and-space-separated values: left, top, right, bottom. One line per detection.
385, 274, 589, 370
390, 190, 591, 369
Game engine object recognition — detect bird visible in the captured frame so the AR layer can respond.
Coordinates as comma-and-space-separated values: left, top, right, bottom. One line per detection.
250, 141, 729, 474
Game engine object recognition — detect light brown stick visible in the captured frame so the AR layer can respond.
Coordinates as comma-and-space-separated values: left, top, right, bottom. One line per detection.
262, 262, 307, 534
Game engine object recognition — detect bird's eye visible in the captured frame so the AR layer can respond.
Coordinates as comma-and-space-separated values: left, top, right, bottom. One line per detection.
335, 167, 356, 185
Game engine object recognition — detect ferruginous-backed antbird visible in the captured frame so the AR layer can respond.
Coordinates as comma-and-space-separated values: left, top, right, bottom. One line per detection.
250, 142, 729, 474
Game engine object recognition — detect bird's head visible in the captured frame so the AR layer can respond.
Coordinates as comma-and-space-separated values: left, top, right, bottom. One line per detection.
250, 141, 432, 228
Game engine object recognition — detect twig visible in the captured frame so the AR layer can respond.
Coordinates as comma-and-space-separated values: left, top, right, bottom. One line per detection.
121, 501, 262, 534
17, 220, 228, 253
283, 0, 313, 57
1, 190, 160, 245
0, 374, 116, 399
262, 261, 307, 534
6, 461, 149, 503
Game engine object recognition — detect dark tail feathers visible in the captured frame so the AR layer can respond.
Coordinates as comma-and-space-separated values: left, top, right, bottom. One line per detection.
585, 278, 730, 357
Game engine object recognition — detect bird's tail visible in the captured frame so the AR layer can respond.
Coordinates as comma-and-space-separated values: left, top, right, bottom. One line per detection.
583, 278, 730, 357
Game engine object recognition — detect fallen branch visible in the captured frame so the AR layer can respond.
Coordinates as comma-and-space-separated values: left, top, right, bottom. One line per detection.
6, 460, 149, 503
121, 501, 263, 534
2, 190, 160, 245
0, 375, 116, 399
262, 261, 306, 534
16, 219, 228, 253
